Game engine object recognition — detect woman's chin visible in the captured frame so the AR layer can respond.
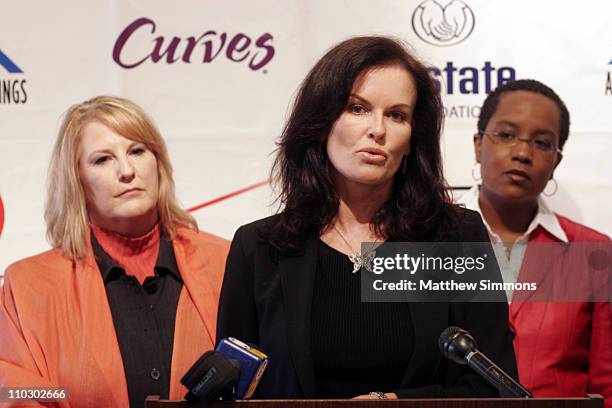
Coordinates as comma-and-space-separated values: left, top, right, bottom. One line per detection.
491, 187, 540, 204
342, 172, 395, 188
115, 202, 158, 219
93, 208, 159, 234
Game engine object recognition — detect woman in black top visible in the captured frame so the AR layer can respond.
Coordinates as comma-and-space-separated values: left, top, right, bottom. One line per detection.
216, 36, 517, 399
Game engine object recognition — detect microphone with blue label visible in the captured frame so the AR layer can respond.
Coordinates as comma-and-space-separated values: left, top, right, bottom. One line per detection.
181, 337, 269, 402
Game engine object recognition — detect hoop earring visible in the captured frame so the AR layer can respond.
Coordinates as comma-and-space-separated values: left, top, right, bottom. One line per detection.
542, 179, 558, 197
471, 163, 481, 182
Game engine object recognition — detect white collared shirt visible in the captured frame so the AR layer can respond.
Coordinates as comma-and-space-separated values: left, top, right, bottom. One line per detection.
457, 185, 568, 302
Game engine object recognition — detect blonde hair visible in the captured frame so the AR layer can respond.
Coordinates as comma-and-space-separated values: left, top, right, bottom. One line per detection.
45, 95, 197, 260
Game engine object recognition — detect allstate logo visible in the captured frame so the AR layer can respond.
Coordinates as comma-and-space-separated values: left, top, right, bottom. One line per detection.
412, 0, 475, 47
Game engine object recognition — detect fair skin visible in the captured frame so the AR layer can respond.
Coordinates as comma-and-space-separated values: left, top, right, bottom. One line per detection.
473, 91, 562, 245
321, 64, 415, 256
319, 64, 417, 400
79, 121, 160, 237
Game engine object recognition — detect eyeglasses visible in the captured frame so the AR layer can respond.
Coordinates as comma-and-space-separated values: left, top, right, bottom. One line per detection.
480, 131, 562, 154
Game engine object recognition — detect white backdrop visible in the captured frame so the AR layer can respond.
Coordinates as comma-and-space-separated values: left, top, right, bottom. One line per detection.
1, 0, 612, 276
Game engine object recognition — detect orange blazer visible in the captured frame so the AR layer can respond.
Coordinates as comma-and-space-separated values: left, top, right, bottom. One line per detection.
0, 227, 229, 407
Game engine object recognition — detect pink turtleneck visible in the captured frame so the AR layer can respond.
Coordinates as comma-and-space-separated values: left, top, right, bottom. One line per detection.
90, 223, 161, 284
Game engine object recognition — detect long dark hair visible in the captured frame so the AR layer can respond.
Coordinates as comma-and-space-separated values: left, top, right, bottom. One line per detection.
266, 36, 458, 252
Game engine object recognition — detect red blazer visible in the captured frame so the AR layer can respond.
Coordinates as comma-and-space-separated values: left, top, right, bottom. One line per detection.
0, 227, 229, 407
510, 215, 611, 407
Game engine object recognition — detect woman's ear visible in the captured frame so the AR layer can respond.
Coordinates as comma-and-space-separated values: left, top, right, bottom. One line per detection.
473, 133, 482, 163
553, 153, 563, 171
550, 153, 563, 179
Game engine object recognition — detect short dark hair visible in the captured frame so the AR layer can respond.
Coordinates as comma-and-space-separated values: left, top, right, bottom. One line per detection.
266, 36, 459, 251
477, 79, 570, 150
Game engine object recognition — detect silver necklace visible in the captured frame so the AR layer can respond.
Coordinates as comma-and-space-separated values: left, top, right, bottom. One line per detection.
332, 225, 380, 273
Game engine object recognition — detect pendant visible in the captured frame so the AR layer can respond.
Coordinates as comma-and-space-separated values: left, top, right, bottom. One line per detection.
348, 252, 362, 273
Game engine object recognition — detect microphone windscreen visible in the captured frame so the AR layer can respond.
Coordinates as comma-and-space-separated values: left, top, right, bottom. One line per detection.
181, 351, 240, 402
438, 326, 478, 364
438, 326, 463, 353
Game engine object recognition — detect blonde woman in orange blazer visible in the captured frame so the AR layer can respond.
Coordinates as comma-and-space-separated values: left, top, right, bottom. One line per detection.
0, 96, 229, 407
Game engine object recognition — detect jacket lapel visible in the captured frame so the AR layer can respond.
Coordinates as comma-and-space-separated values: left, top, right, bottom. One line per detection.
510, 238, 567, 317
170, 230, 225, 397
279, 238, 319, 397
169, 290, 215, 399
172, 232, 219, 342
76, 254, 130, 407
400, 302, 448, 387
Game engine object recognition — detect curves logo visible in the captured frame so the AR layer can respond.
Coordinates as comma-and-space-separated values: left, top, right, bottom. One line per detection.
113, 17, 275, 72
412, 0, 475, 47
0, 195, 4, 239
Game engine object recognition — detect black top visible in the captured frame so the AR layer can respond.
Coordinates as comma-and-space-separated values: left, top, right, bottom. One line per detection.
217, 208, 518, 399
311, 240, 414, 398
91, 233, 183, 408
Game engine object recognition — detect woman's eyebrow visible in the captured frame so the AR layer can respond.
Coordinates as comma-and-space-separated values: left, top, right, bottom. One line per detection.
349, 93, 413, 110
492, 120, 517, 128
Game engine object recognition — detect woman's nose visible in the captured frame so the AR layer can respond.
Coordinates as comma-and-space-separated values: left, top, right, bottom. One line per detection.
511, 137, 534, 163
367, 112, 386, 140
117, 157, 135, 182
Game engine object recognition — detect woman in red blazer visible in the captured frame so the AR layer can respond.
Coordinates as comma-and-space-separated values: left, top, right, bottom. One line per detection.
0, 96, 229, 407
459, 79, 611, 407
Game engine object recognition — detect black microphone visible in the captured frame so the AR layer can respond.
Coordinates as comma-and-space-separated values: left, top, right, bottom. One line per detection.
438, 326, 532, 398
181, 351, 240, 403
181, 338, 268, 402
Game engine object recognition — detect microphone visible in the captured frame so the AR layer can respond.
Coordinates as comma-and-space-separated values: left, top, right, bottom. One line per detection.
215, 337, 269, 399
438, 326, 532, 398
181, 351, 240, 402
181, 338, 268, 402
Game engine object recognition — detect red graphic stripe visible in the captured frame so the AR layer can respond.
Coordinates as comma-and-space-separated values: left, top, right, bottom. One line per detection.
187, 180, 270, 213
0, 195, 4, 238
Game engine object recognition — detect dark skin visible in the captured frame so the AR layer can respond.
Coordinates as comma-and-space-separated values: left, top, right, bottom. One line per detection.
473, 91, 563, 247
